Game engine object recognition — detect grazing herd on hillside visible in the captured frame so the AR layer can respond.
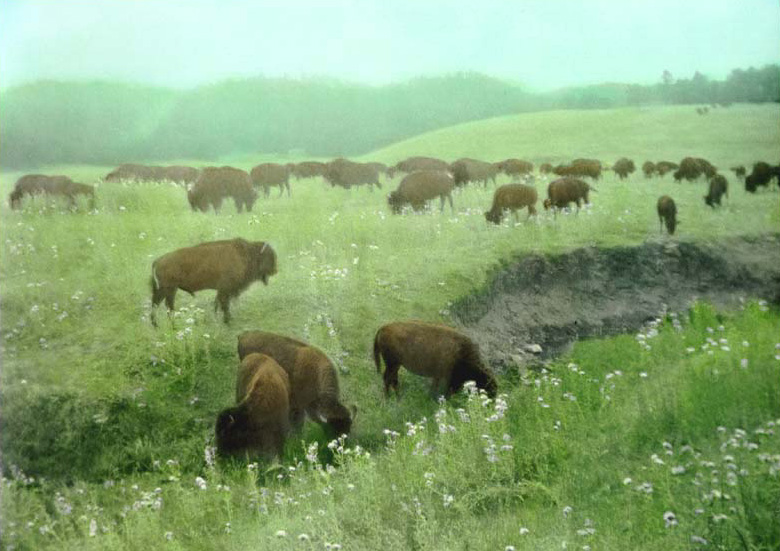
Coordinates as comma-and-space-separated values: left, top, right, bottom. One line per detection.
6, 154, 780, 462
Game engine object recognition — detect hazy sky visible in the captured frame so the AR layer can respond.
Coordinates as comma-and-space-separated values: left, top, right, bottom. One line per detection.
2, 0, 779, 90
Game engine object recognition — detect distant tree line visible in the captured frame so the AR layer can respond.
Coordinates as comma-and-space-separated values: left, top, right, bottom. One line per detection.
1, 65, 778, 169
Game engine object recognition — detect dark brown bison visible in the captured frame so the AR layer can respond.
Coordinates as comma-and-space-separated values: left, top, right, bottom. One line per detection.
484, 184, 538, 224
745, 162, 780, 193
539, 162, 554, 174
8, 174, 94, 209
657, 195, 677, 235
543, 177, 594, 213
673, 157, 716, 182
365, 162, 389, 177
655, 161, 679, 177
160, 166, 200, 185
324, 159, 381, 190
553, 159, 602, 180
250, 163, 291, 197
188, 166, 256, 213
642, 161, 657, 178
704, 175, 728, 207
290, 161, 327, 180
237, 331, 354, 436
150, 238, 277, 325
730, 165, 746, 180
494, 159, 534, 178
612, 158, 636, 180
215, 353, 290, 461
388, 156, 450, 178
104, 164, 156, 183
450, 158, 499, 187
373, 321, 497, 398
388, 170, 455, 214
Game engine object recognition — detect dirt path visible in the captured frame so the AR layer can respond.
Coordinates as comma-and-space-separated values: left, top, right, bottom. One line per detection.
453, 234, 780, 370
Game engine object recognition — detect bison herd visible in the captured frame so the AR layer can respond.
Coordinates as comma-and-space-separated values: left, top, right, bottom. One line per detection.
6, 152, 780, 463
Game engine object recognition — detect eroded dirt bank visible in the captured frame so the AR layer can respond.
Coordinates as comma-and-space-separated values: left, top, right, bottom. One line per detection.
453, 234, 780, 370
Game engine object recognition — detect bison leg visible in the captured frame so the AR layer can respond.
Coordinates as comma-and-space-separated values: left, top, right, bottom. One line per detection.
380, 351, 401, 397
289, 408, 306, 432
235, 197, 244, 213
215, 291, 232, 324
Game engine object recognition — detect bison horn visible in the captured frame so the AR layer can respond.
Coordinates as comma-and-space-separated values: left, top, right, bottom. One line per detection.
260, 242, 268, 253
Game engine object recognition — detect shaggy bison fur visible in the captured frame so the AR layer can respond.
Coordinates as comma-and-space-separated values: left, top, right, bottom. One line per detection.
373, 321, 497, 398
388, 156, 450, 178
8, 174, 94, 209
450, 158, 499, 187
494, 159, 534, 178
612, 158, 636, 180
704, 174, 728, 207
673, 157, 716, 182
324, 159, 381, 190
237, 331, 354, 436
188, 166, 257, 213
215, 353, 291, 460
745, 162, 780, 193
657, 195, 677, 235
150, 238, 277, 325
543, 177, 594, 213
553, 159, 602, 180
250, 163, 291, 197
484, 184, 538, 224
655, 161, 679, 177
104, 164, 199, 184
291, 161, 327, 180
387, 170, 455, 213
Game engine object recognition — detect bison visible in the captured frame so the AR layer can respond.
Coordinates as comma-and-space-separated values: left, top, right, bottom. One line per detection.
8, 174, 94, 210
388, 156, 450, 178
655, 161, 679, 177
450, 158, 499, 187
704, 174, 728, 207
373, 321, 497, 399
104, 164, 157, 183
730, 165, 746, 180
745, 162, 780, 193
642, 161, 657, 178
237, 331, 354, 436
543, 177, 594, 214
290, 161, 327, 180
324, 159, 381, 190
250, 163, 291, 198
657, 195, 677, 235
484, 184, 538, 224
612, 158, 636, 180
539, 162, 554, 175
160, 166, 200, 185
188, 166, 256, 213
150, 238, 277, 325
494, 159, 534, 178
215, 353, 290, 461
388, 170, 455, 214
553, 159, 602, 180
673, 157, 716, 182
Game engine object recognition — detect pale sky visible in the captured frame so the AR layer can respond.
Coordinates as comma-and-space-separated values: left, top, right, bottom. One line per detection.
1, 0, 779, 90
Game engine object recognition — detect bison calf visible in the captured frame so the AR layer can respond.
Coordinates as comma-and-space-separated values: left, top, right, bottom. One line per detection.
150, 238, 277, 325
388, 170, 455, 214
704, 174, 728, 207
485, 184, 538, 224
237, 331, 354, 436
188, 166, 256, 213
373, 321, 497, 399
657, 195, 677, 235
215, 353, 290, 461
543, 177, 594, 214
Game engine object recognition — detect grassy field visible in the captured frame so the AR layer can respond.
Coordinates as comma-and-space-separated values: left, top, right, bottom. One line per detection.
1, 103, 779, 550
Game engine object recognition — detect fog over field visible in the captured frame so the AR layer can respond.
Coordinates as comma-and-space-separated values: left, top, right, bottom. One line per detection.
2, 0, 780, 89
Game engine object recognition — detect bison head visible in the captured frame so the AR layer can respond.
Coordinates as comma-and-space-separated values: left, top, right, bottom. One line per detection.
215, 408, 252, 457
250, 242, 277, 285
484, 210, 502, 224
387, 192, 403, 214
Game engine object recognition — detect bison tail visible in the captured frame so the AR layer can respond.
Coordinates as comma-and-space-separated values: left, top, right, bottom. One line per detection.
373, 331, 383, 373
150, 262, 160, 293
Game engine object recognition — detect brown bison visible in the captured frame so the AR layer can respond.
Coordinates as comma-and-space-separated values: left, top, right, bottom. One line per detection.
215, 353, 290, 461
612, 158, 636, 180
250, 163, 291, 197
188, 166, 256, 213
655, 161, 679, 177
104, 164, 199, 185
730, 165, 746, 180
494, 159, 534, 178
539, 162, 554, 174
388, 170, 455, 214
290, 161, 327, 180
673, 157, 716, 182
150, 238, 277, 325
8, 174, 94, 209
450, 158, 499, 187
365, 162, 389, 177
485, 184, 538, 224
657, 195, 677, 235
388, 156, 450, 178
704, 174, 728, 207
745, 162, 780, 193
160, 166, 200, 185
237, 331, 354, 436
324, 159, 381, 190
373, 321, 497, 398
543, 177, 594, 213
553, 159, 602, 180
642, 161, 656, 178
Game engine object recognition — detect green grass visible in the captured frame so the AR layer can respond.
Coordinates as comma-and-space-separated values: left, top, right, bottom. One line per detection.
1, 103, 780, 550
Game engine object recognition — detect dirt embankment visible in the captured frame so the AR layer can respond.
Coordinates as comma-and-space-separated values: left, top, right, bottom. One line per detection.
453, 234, 780, 370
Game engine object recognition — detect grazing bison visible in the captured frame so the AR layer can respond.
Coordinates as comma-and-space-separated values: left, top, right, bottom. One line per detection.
215, 353, 290, 461
160, 166, 200, 185
8, 174, 94, 209
612, 158, 636, 180
730, 165, 746, 180
388, 170, 455, 214
365, 162, 389, 177
553, 159, 602, 180
655, 161, 679, 177
250, 163, 291, 197
450, 158, 499, 187
484, 184, 538, 224
291, 161, 327, 180
543, 177, 594, 214
324, 159, 381, 190
373, 321, 497, 399
388, 156, 450, 178
104, 164, 199, 185
150, 238, 277, 325
494, 159, 534, 178
539, 162, 554, 175
237, 331, 354, 436
642, 161, 657, 178
704, 175, 728, 207
657, 195, 677, 235
188, 166, 256, 213
745, 162, 780, 193
673, 157, 716, 182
